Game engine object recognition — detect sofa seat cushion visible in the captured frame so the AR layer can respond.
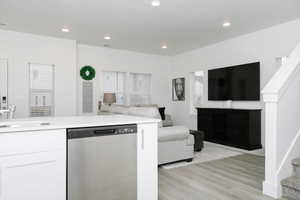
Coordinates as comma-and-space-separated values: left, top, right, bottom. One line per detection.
158, 126, 189, 142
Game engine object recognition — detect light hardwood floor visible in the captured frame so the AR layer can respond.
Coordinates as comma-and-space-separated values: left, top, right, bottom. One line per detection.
158, 154, 283, 200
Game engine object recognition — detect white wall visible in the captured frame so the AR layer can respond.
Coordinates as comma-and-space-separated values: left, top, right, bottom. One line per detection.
77, 44, 171, 114
0, 30, 77, 118
0, 30, 171, 118
169, 19, 300, 148
2, 18, 300, 126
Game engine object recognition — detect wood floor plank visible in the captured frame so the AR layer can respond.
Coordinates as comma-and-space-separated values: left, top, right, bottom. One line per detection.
158, 154, 278, 200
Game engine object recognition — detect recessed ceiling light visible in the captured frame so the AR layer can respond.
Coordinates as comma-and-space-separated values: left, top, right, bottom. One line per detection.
223, 22, 231, 27
161, 44, 167, 49
151, 0, 160, 7
104, 35, 111, 40
61, 27, 70, 32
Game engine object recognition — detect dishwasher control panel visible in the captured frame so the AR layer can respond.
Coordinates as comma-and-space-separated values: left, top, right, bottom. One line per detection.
116, 127, 136, 134
67, 124, 137, 139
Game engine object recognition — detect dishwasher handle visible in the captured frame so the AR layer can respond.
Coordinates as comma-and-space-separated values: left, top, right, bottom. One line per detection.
94, 129, 115, 135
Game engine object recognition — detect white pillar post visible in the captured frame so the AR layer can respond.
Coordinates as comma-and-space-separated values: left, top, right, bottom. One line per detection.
262, 94, 281, 198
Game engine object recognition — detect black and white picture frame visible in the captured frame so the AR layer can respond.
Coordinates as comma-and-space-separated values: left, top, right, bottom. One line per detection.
172, 77, 185, 101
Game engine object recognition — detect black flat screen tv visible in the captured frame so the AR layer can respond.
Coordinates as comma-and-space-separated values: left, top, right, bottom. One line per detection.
208, 62, 260, 101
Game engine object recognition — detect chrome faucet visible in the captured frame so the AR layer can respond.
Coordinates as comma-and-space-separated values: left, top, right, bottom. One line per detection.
0, 105, 16, 119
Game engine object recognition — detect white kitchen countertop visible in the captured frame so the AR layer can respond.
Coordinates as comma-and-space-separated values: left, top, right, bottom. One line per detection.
0, 114, 160, 133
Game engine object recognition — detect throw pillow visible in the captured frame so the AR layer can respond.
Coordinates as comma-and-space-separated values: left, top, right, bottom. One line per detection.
158, 107, 166, 120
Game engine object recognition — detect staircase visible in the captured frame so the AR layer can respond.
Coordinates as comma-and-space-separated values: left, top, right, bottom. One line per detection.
281, 158, 300, 199
262, 41, 300, 198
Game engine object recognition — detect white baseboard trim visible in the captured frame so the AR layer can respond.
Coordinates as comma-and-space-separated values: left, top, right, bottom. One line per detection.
263, 181, 281, 198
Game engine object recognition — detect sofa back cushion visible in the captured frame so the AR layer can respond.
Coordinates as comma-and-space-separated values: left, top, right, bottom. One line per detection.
128, 106, 161, 119
100, 104, 111, 112
128, 106, 162, 127
100, 104, 129, 114
110, 104, 129, 114
135, 104, 158, 108
100, 104, 162, 127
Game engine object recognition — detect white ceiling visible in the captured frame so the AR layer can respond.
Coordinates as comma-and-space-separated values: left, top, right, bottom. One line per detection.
0, 0, 300, 55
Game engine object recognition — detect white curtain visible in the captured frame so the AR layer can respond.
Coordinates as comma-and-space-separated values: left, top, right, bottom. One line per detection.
190, 71, 204, 114
129, 73, 151, 105
193, 75, 204, 106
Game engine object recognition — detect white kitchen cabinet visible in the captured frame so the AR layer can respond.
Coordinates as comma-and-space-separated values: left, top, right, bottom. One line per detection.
0, 129, 66, 200
137, 123, 158, 200
0, 117, 159, 200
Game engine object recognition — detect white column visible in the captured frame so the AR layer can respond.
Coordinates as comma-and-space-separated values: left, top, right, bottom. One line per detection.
263, 94, 281, 198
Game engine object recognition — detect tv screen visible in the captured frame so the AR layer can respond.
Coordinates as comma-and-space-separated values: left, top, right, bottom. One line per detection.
208, 62, 260, 101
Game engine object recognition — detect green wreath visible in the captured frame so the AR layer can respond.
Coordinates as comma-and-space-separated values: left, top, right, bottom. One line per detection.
80, 65, 96, 80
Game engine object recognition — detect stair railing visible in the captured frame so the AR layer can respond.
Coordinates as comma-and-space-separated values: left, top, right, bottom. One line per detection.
262, 42, 300, 198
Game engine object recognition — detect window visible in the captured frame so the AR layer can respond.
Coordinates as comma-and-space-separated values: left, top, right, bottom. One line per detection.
190, 71, 204, 114
103, 71, 127, 104
129, 73, 151, 105
29, 63, 55, 117
102, 71, 152, 105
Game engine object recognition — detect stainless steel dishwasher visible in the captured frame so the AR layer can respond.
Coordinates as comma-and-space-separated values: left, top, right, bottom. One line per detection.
67, 124, 137, 200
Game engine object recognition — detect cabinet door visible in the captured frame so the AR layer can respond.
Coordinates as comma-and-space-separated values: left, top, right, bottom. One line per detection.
137, 123, 158, 200
0, 151, 66, 200
197, 110, 213, 141
227, 111, 249, 147
212, 110, 227, 142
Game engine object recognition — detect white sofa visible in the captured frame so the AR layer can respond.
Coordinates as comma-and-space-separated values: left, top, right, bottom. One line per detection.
99, 104, 194, 165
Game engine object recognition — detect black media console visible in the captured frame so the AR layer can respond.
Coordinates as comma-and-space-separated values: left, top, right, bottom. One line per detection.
197, 108, 261, 150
